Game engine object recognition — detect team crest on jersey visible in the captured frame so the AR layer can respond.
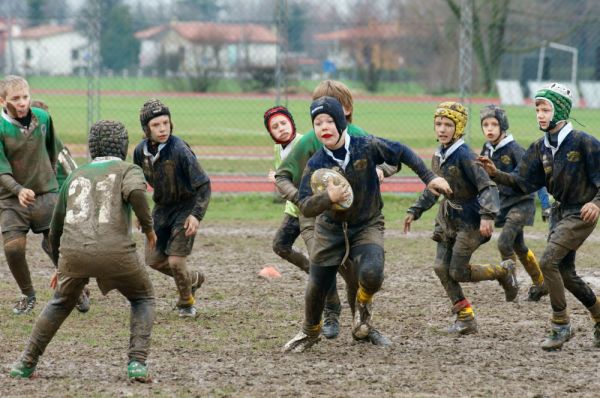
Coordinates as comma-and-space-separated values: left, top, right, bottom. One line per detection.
566, 151, 581, 162
41, 124, 46, 136
353, 159, 367, 170
500, 155, 511, 165
447, 165, 459, 177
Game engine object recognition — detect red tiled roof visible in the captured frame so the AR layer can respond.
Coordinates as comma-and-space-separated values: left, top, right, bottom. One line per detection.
314, 23, 406, 42
135, 25, 167, 40
17, 24, 74, 39
136, 22, 277, 44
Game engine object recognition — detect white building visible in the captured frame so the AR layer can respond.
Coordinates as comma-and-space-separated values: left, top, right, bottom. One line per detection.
8, 24, 88, 75
135, 22, 277, 74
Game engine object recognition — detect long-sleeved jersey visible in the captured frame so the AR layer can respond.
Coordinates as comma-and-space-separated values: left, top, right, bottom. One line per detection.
0, 107, 58, 199
408, 139, 499, 230
50, 158, 150, 277
299, 135, 435, 226
133, 135, 211, 224
493, 124, 600, 211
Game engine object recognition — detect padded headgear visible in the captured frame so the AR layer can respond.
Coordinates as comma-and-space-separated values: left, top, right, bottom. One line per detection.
480, 104, 509, 132
263, 105, 297, 145
534, 82, 573, 131
88, 120, 129, 160
310, 96, 347, 138
139, 98, 172, 136
434, 101, 468, 139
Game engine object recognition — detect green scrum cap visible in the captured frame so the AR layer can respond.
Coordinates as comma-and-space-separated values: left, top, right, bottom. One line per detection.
534, 83, 573, 131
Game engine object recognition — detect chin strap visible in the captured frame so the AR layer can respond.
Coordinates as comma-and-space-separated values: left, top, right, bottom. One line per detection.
539, 120, 557, 132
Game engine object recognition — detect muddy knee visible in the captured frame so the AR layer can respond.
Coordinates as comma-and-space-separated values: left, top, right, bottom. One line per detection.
4, 234, 26, 259
358, 266, 384, 293
449, 268, 471, 282
448, 254, 471, 282
539, 246, 565, 274
497, 234, 514, 259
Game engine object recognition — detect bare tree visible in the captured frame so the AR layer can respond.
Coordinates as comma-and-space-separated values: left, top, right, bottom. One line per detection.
446, 0, 510, 93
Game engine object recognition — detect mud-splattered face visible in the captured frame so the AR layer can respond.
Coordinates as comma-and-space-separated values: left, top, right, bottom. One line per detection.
314, 113, 343, 150
535, 99, 554, 132
268, 114, 294, 143
481, 117, 503, 145
435, 116, 456, 147
2, 83, 30, 118
148, 115, 171, 144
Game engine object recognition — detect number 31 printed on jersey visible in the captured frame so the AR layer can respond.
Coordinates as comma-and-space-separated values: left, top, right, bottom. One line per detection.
65, 174, 117, 225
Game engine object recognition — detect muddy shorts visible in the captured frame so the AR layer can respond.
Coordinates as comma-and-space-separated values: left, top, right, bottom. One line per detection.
59, 251, 152, 295
0, 192, 57, 234
147, 227, 194, 264
548, 207, 597, 251
495, 199, 535, 228
310, 214, 384, 267
151, 202, 196, 257
57, 266, 154, 297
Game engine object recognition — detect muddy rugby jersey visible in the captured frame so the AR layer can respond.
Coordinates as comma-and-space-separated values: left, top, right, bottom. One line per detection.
493, 124, 600, 210
277, 124, 368, 187
298, 135, 435, 226
133, 135, 210, 220
0, 107, 58, 199
51, 158, 147, 277
408, 140, 499, 230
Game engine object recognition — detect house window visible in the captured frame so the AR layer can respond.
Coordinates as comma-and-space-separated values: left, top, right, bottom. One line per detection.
71, 49, 79, 60
178, 46, 185, 60
25, 48, 32, 60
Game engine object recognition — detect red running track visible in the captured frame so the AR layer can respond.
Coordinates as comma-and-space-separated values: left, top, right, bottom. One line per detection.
210, 175, 424, 193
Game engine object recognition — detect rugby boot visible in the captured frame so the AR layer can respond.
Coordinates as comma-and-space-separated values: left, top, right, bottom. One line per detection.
447, 299, 477, 335
594, 322, 600, 348
352, 300, 373, 339
9, 361, 36, 379
497, 259, 519, 302
12, 295, 36, 315
322, 304, 341, 339
76, 286, 91, 313
527, 282, 549, 302
178, 305, 198, 318
540, 323, 573, 351
448, 317, 478, 335
191, 271, 205, 297
282, 331, 321, 353
367, 329, 392, 346
127, 360, 151, 383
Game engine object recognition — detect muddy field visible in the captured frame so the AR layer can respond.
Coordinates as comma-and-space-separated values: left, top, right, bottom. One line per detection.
2, 220, 600, 397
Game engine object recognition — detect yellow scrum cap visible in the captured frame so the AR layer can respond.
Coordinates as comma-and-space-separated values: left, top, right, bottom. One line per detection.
434, 102, 468, 139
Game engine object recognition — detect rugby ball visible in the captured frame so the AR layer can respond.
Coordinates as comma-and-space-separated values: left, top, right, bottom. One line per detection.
310, 168, 354, 210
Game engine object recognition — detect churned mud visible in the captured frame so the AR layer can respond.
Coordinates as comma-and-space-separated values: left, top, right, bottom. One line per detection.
2, 222, 600, 397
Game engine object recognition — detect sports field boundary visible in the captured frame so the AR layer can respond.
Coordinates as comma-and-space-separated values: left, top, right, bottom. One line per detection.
209, 175, 424, 193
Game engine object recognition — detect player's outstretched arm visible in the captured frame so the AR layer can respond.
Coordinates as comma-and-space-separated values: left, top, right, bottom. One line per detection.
274, 171, 299, 204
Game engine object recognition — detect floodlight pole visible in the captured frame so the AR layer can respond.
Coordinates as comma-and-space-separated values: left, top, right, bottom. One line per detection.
87, 7, 101, 139
459, 0, 473, 140
275, 0, 289, 106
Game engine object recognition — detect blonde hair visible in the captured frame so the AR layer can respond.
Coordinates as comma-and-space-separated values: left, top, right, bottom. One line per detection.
0, 75, 29, 99
311, 80, 353, 122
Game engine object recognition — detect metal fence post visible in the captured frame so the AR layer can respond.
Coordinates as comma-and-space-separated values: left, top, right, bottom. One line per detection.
459, 0, 473, 140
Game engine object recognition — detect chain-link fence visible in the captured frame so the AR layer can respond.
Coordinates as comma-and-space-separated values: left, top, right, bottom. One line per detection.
1, 0, 599, 191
